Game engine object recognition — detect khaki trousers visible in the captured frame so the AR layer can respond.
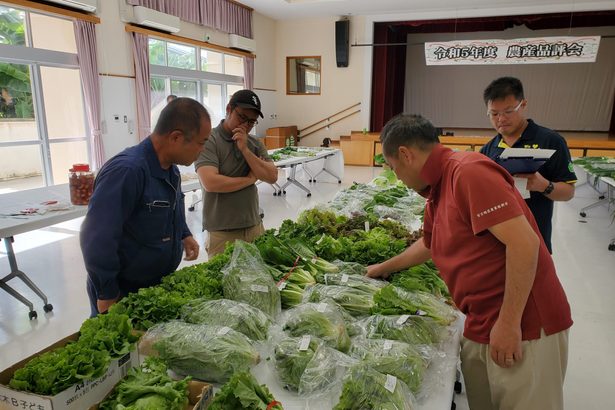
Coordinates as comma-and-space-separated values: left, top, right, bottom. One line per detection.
206, 223, 265, 257
461, 329, 569, 410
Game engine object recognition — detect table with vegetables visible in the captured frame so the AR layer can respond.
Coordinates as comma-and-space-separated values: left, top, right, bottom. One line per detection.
5, 173, 465, 410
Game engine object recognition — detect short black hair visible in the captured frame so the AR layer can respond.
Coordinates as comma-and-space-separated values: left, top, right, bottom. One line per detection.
380, 114, 440, 157
483, 77, 524, 105
154, 97, 210, 141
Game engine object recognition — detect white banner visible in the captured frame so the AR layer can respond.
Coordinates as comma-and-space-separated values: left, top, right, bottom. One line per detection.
424, 36, 600, 65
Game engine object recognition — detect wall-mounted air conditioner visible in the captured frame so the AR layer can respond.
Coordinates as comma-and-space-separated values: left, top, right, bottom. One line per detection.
46, 0, 97, 12
133, 6, 180, 33
229, 34, 256, 53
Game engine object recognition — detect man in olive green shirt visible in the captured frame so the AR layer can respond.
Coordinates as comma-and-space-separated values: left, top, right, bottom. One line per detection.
195, 90, 278, 256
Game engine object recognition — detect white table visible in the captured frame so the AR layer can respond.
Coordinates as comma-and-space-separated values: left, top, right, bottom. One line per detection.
0, 184, 87, 319
271, 148, 344, 197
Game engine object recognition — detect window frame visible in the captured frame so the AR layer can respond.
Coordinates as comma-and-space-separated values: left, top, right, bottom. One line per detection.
0, 6, 90, 187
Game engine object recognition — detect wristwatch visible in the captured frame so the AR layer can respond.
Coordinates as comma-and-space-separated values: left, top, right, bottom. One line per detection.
542, 181, 555, 195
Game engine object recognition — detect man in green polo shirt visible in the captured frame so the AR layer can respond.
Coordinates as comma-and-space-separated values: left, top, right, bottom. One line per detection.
195, 90, 278, 256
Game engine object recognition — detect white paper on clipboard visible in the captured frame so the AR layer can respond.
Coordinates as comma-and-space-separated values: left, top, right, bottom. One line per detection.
499, 148, 556, 160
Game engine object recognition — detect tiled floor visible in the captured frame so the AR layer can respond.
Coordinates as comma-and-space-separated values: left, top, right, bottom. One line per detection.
1, 165, 614, 409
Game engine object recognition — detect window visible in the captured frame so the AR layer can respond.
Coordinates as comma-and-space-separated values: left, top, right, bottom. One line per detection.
148, 38, 245, 128
0, 6, 89, 192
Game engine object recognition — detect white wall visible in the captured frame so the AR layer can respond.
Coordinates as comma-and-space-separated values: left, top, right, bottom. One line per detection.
274, 16, 366, 146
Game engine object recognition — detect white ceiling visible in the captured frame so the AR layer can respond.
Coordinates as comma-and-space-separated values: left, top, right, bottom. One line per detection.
239, 0, 615, 21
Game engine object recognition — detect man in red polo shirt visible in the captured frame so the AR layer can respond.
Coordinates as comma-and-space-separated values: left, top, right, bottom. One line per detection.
367, 114, 572, 410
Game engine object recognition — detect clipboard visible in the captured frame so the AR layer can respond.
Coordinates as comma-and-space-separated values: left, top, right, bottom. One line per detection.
496, 148, 555, 174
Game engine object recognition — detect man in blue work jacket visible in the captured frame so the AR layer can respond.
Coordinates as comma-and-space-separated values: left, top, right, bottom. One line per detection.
80, 98, 211, 316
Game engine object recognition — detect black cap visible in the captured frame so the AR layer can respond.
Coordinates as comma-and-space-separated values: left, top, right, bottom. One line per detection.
229, 89, 263, 118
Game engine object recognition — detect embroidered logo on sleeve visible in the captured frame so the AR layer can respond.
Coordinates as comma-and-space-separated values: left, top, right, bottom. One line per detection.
476, 202, 508, 218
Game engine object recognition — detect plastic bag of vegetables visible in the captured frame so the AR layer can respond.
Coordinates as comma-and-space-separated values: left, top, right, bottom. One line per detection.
324, 273, 387, 294
273, 335, 355, 397
349, 337, 433, 394
372, 285, 456, 325
333, 364, 416, 410
332, 260, 367, 276
139, 321, 259, 383
282, 301, 351, 352
358, 314, 444, 345
181, 298, 271, 341
273, 335, 324, 392
222, 241, 281, 318
304, 284, 374, 317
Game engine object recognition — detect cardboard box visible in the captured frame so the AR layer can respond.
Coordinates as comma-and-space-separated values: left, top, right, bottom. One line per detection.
89, 380, 213, 410
266, 126, 297, 137
0, 333, 138, 410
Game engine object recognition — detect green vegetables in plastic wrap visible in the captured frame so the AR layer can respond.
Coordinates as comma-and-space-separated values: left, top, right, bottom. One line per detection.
372, 285, 456, 325
181, 298, 272, 341
359, 314, 443, 346
282, 302, 351, 353
305, 284, 374, 317
324, 273, 387, 294
390, 261, 450, 299
274, 336, 322, 391
222, 241, 281, 318
141, 321, 260, 383
99, 357, 190, 410
349, 338, 432, 394
209, 371, 283, 410
333, 364, 416, 410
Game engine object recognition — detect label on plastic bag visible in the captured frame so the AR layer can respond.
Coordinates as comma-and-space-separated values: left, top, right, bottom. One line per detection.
299, 335, 311, 351
317, 302, 328, 312
341, 274, 349, 284
251, 284, 269, 293
384, 374, 397, 393
277, 281, 287, 290
364, 221, 370, 232
383, 340, 393, 351
396, 314, 410, 326
217, 326, 231, 336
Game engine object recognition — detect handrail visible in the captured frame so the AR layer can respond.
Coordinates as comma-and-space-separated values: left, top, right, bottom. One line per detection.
299, 102, 361, 135
300, 110, 361, 139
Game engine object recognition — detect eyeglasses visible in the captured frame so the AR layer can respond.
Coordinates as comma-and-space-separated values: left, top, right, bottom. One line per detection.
487, 100, 524, 119
234, 110, 258, 127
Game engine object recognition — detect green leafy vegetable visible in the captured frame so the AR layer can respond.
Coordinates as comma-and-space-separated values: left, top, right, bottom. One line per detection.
283, 302, 351, 352
209, 371, 283, 410
222, 241, 281, 318
334, 364, 416, 410
372, 285, 456, 325
349, 338, 431, 394
142, 322, 259, 383
306, 284, 374, 317
99, 357, 190, 410
390, 261, 450, 299
181, 298, 271, 341
274, 336, 322, 391
359, 315, 443, 346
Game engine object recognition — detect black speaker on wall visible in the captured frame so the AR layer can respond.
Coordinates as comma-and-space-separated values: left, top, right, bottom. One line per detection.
335, 20, 350, 67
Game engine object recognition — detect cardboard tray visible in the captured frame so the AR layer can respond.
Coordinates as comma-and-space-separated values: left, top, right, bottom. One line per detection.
0, 333, 138, 410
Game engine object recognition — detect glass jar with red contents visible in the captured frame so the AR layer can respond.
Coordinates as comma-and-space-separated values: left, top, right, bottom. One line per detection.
69, 164, 94, 205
